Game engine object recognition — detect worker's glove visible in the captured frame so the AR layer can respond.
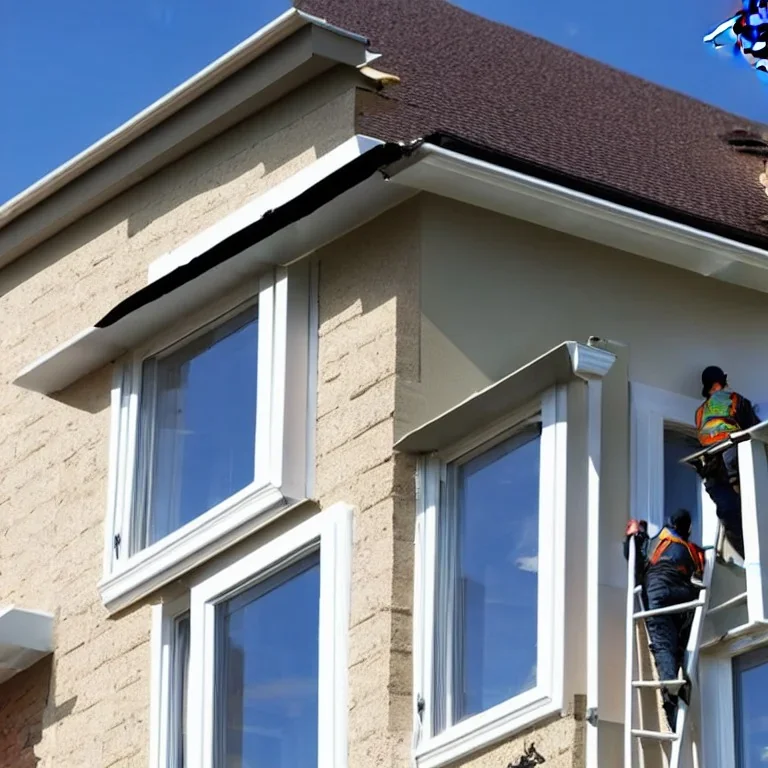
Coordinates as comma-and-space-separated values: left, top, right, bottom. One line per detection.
625, 519, 647, 537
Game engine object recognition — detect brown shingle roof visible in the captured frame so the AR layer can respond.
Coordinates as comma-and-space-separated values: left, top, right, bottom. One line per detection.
297, 0, 768, 248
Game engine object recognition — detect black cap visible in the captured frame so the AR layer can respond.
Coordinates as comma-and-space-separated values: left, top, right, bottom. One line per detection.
669, 509, 692, 539
701, 365, 727, 398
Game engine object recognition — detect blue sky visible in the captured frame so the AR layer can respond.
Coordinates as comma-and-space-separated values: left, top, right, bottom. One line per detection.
1, 0, 767, 206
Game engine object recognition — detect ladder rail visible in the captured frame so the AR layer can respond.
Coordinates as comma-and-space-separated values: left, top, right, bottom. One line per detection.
623, 536, 638, 767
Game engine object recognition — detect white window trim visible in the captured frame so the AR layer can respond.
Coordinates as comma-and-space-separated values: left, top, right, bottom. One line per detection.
99, 262, 314, 614
701, 630, 768, 768
149, 595, 189, 768
630, 382, 716, 539
413, 387, 567, 768
185, 502, 352, 768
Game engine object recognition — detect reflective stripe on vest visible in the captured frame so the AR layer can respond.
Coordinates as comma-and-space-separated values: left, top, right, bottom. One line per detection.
697, 390, 740, 446
648, 528, 705, 578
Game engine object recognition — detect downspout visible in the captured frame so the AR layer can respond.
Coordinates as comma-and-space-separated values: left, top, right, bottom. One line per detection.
571, 342, 617, 768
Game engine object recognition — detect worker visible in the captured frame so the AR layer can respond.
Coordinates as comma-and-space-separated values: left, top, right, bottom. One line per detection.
624, 510, 705, 729
695, 366, 759, 558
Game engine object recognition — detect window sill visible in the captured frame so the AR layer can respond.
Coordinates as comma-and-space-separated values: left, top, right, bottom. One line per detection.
99, 483, 300, 613
415, 692, 562, 768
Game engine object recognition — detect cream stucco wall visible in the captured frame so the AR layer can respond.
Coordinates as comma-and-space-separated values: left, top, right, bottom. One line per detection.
401, 194, 768, 767
0, 69, 361, 767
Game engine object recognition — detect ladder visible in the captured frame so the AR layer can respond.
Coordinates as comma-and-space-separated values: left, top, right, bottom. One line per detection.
623, 528, 718, 768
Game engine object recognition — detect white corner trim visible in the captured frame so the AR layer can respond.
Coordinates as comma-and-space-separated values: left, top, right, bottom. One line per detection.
98, 485, 292, 614
147, 135, 384, 282
568, 343, 616, 380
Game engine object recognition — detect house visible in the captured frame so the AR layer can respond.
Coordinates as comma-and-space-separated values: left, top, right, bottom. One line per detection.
2, 0, 768, 766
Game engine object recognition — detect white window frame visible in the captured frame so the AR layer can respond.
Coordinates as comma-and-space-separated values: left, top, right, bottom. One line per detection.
413, 387, 567, 768
99, 262, 315, 613
701, 630, 768, 768
149, 595, 190, 768
630, 382, 716, 540
182, 502, 352, 768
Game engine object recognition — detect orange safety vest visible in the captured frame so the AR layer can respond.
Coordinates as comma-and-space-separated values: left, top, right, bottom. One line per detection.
695, 390, 741, 446
648, 528, 705, 579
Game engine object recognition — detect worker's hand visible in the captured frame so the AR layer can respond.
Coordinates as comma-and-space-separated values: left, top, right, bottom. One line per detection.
625, 519, 645, 536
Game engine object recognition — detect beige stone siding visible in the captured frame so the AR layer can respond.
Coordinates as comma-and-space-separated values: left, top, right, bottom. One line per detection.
0, 71, 359, 767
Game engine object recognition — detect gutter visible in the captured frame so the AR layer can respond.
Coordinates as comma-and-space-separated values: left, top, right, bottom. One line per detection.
0, 8, 367, 233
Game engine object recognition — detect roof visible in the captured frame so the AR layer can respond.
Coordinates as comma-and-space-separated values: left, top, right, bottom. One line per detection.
296, 0, 768, 248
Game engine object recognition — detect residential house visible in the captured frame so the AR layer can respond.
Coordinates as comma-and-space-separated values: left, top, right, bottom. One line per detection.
2, 1, 768, 767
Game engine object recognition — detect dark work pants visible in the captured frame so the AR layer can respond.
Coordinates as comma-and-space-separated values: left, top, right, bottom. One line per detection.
704, 446, 744, 558
644, 579, 695, 729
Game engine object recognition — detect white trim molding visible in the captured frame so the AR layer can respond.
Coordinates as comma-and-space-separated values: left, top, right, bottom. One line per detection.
0, 607, 54, 685
187, 502, 353, 768
630, 382, 715, 539
413, 389, 568, 768
98, 263, 315, 614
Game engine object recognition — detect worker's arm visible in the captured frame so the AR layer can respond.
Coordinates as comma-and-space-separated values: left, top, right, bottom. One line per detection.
622, 519, 649, 561
737, 394, 760, 430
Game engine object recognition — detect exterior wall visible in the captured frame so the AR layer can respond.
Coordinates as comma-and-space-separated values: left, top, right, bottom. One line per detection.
314, 206, 421, 767
402, 194, 768, 767
0, 72, 359, 767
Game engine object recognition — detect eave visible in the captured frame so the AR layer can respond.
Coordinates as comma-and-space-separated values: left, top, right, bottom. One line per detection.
0, 607, 54, 684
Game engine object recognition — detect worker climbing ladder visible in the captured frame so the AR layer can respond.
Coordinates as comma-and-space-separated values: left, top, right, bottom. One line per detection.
623, 520, 749, 768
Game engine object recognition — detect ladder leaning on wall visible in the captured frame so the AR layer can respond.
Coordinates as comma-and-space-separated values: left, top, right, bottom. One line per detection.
623, 522, 741, 768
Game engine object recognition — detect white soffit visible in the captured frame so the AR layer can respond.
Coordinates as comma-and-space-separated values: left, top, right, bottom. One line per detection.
391, 145, 768, 294
394, 340, 615, 454
14, 137, 415, 395
0, 607, 54, 685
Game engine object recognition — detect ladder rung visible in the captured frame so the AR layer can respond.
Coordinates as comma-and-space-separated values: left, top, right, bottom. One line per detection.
634, 599, 705, 619
632, 679, 687, 690
707, 591, 748, 616
633, 585, 643, 594
631, 728, 679, 741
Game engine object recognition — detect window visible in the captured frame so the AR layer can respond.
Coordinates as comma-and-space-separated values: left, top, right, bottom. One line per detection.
184, 503, 352, 768
631, 383, 714, 540
102, 265, 314, 613
414, 389, 567, 767
435, 426, 541, 730
733, 647, 768, 767
663, 427, 702, 541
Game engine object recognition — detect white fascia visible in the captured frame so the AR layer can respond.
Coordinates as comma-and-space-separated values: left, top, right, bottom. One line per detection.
390, 144, 768, 294
147, 134, 384, 282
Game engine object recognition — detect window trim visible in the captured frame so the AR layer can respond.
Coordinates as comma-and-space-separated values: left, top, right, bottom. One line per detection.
186, 502, 353, 768
701, 631, 768, 768
413, 387, 567, 768
100, 263, 314, 614
149, 595, 190, 768
630, 382, 716, 539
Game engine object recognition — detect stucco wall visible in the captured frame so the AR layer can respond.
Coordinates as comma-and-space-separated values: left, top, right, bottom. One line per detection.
0, 71, 359, 767
404, 194, 768, 766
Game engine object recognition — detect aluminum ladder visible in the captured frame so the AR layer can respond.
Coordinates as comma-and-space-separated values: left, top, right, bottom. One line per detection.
623, 528, 722, 768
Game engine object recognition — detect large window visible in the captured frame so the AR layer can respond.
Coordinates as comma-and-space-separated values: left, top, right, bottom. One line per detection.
734, 647, 768, 767
102, 266, 313, 613
435, 426, 541, 730
663, 427, 702, 541
414, 389, 567, 768
150, 503, 351, 768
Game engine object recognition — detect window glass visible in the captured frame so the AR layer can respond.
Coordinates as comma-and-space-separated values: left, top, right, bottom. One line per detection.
445, 425, 541, 727
134, 306, 258, 552
170, 614, 190, 768
663, 428, 701, 539
217, 553, 320, 768
733, 647, 768, 767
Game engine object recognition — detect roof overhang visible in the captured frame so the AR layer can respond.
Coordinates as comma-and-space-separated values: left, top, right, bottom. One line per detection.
16, 133, 768, 397
0, 607, 54, 684
0, 8, 372, 269
394, 341, 615, 454
394, 142, 768, 292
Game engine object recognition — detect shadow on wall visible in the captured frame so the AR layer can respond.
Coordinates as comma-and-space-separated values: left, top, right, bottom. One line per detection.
0, 657, 77, 768
51, 364, 112, 416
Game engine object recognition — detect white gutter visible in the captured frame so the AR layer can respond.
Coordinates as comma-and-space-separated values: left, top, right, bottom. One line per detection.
0, 8, 366, 232
392, 144, 768, 292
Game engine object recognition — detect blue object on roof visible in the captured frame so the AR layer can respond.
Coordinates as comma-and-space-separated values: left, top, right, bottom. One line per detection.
705, 0, 768, 74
